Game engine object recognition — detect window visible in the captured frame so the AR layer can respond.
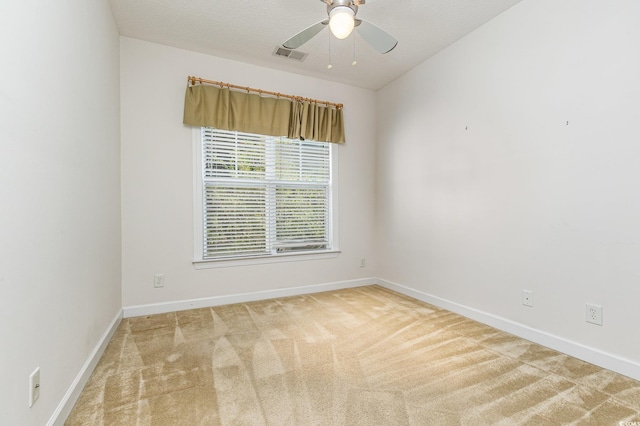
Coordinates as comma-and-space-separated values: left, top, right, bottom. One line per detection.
194, 128, 337, 264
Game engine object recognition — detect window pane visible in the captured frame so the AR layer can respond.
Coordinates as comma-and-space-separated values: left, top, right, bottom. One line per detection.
275, 138, 330, 182
203, 129, 265, 179
276, 186, 328, 243
204, 184, 267, 258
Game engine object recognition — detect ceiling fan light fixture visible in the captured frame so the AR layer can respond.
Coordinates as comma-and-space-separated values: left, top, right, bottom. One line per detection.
329, 7, 355, 39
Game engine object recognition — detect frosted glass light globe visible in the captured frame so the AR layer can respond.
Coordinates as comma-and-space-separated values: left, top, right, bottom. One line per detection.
329, 7, 355, 39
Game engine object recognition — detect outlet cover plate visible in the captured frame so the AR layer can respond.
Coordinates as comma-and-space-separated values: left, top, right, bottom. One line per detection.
522, 290, 533, 307
154, 274, 165, 288
586, 303, 603, 325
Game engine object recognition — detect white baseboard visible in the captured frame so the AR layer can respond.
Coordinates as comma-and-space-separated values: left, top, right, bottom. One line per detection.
123, 278, 375, 318
376, 278, 640, 382
48, 310, 123, 426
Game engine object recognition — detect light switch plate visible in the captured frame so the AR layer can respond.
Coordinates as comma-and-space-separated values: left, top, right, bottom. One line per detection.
29, 367, 40, 407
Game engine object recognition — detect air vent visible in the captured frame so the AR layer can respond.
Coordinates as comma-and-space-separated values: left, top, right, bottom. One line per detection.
273, 46, 308, 62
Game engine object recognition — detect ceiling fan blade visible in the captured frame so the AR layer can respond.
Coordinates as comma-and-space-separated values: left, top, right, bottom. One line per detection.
356, 20, 397, 54
282, 20, 328, 49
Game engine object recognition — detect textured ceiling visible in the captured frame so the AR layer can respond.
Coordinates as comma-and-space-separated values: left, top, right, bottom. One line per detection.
109, 0, 523, 90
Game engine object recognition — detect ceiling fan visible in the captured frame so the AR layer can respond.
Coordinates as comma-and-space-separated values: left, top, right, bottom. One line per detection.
282, 0, 398, 54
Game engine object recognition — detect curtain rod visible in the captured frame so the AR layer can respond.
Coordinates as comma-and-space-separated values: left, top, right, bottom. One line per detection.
188, 76, 343, 110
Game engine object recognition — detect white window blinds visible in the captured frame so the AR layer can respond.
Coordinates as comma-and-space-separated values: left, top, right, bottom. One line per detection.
201, 128, 331, 259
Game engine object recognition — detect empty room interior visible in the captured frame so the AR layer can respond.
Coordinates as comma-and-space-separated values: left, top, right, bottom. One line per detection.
2, 0, 640, 424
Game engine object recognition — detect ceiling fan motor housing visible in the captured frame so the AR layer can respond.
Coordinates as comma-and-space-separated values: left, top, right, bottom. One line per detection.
323, 0, 361, 15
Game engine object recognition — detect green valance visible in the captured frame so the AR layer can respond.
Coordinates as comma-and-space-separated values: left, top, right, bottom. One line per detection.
290, 101, 345, 144
184, 84, 345, 144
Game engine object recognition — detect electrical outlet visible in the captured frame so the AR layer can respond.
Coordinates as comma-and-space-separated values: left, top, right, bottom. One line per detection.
29, 367, 40, 407
522, 290, 533, 307
586, 303, 603, 326
359, 258, 366, 268
154, 274, 165, 288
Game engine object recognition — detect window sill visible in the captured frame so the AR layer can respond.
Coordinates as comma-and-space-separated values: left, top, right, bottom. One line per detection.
193, 250, 341, 269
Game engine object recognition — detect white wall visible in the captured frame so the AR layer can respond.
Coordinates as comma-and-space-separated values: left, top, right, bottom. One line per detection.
376, 0, 640, 376
120, 38, 377, 308
7, 0, 639, 421
0, 0, 121, 424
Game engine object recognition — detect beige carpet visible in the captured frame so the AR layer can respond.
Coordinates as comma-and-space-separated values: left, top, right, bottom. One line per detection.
66, 285, 640, 425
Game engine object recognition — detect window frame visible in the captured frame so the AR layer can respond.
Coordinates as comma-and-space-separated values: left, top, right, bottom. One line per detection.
192, 128, 340, 269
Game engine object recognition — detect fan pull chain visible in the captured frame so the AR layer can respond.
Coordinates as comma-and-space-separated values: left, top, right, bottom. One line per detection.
327, 29, 333, 69
352, 31, 357, 66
